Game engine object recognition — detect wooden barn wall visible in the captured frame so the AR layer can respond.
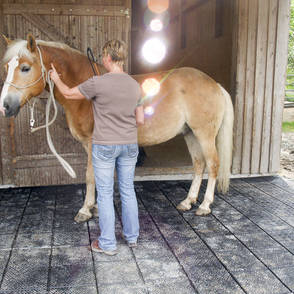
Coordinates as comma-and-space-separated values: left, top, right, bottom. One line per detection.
131, 0, 234, 92
0, 0, 131, 187
232, 0, 290, 176
0, 0, 291, 186
0, 4, 4, 185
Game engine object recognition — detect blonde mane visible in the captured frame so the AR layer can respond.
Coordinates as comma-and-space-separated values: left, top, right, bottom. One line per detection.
2, 39, 82, 65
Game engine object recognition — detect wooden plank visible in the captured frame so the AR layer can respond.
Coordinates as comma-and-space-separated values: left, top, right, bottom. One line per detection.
270, 0, 291, 173
3, 4, 126, 16
241, 0, 258, 174
230, 0, 238, 102
260, 0, 278, 173
14, 154, 86, 169
232, 0, 248, 175
0, 2, 4, 184
124, 0, 131, 72
20, 13, 75, 47
15, 164, 86, 187
80, 16, 87, 54
215, 0, 224, 38
0, 117, 16, 185
250, 0, 269, 174
1, 9, 16, 185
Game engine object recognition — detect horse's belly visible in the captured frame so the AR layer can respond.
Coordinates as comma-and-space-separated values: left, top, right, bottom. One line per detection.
138, 109, 185, 146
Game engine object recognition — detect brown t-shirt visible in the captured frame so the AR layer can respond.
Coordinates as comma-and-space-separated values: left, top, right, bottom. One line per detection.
78, 72, 141, 145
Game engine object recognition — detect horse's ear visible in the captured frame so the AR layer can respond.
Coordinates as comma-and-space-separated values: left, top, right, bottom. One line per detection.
2, 34, 12, 46
27, 34, 36, 52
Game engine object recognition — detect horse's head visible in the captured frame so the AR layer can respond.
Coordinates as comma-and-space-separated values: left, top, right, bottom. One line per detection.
0, 34, 46, 117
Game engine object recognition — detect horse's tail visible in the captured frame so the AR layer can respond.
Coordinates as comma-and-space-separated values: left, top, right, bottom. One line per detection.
216, 84, 234, 194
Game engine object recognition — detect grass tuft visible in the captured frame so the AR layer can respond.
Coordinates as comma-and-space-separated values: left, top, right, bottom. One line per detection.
282, 121, 294, 132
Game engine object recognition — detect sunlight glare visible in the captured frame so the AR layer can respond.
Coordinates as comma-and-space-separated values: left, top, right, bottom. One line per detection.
142, 78, 160, 96
142, 38, 166, 64
150, 19, 163, 32
144, 106, 155, 116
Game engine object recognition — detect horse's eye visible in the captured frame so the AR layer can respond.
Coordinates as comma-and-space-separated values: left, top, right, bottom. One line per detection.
21, 66, 30, 73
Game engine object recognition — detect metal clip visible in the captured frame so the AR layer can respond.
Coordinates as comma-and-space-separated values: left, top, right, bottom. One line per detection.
30, 118, 35, 128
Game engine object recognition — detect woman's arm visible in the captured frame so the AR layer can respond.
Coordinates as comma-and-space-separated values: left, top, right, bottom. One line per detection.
50, 63, 85, 100
136, 105, 144, 126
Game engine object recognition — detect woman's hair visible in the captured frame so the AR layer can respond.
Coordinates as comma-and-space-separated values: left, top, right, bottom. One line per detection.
102, 40, 127, 66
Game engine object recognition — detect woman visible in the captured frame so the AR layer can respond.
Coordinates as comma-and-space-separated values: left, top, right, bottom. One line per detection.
50, 40, 144, 256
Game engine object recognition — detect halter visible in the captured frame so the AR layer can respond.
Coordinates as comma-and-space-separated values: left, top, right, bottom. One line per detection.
4, 47, 47, 90
4, 45, 76, 179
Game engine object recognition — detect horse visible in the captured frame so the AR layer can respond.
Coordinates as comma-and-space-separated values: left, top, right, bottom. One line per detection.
0, 34, 234, 222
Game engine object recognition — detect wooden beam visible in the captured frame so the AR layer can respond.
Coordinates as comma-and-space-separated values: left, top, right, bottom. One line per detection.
232, 0, 248, 175
270, 0, 291, 173
3, 4, 127, 16
260, 0, 278, 173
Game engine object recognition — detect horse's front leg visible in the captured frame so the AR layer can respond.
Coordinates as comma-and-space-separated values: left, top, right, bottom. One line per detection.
74, 142, 96, 223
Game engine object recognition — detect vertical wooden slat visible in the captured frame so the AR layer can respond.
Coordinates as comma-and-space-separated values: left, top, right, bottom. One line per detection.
232, 0, 248, 174
125, 0, 131, 72
230, 0, 238, 100
215, 0, 224, 38
250, 0, 269, 173
241, 0, 258, 174
260, 0, 278, 173
80, 16, 87, 54
270, 0, 291, 173
0, 2, 4, 184
1, 8, 16, 185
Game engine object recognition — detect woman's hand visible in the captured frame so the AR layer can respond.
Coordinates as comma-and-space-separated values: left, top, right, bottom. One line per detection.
136, 106, 144, 126
50, 63, 61, 83
0, 106, 5, 116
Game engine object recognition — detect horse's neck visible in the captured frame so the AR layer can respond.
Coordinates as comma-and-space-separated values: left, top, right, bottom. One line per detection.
41, 45, 105, 103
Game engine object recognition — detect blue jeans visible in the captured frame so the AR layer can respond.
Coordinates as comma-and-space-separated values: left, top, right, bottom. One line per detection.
92, 143, 139, 251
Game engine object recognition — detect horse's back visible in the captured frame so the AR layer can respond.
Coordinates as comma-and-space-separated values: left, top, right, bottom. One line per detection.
136, 67, 227, 146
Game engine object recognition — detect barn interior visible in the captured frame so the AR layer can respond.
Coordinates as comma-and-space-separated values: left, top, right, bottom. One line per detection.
131, 0, 235, 178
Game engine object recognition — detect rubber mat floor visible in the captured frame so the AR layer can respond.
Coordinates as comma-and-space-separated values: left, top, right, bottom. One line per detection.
0, 177, 294, 294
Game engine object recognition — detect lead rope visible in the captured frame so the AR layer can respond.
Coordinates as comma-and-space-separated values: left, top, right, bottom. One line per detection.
29, 47, 76, 178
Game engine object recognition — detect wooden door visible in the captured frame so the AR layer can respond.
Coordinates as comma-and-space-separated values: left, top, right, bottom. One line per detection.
0, 0, 131, 187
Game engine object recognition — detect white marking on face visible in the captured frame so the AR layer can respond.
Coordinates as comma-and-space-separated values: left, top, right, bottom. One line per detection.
0, 56, 19, 108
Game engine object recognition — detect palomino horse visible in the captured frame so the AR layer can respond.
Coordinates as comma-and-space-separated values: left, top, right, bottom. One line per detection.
0, 34, 234, 222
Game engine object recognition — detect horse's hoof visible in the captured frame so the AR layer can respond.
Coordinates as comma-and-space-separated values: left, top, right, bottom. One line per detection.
195, 207, 211, 216
74, 212, 92, 223
91, 206, 98, 217
176, 202, 191, 211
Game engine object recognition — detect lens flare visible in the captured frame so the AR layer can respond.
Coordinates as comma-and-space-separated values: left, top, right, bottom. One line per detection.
147, 0, 169, 14
144, 106, 155, 116
144, 9, 170, 30
142, 78, 160, 96
150, 19, 163, 32
142, 38, 166, 64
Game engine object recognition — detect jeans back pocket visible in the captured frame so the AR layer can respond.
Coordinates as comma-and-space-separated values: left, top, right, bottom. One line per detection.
95, 145, 116, 159
127, 144, 139, 158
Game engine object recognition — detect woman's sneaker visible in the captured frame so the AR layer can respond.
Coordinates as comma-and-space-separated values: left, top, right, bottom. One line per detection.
91, 240, 118, 256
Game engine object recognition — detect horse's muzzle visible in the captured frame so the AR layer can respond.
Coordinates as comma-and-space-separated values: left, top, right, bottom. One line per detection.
3, 94, 20, 117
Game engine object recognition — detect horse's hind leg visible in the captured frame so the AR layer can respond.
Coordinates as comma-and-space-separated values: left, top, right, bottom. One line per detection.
177, 131, 205, 211
74, 142, 96, 223
195, 134, 219, 216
